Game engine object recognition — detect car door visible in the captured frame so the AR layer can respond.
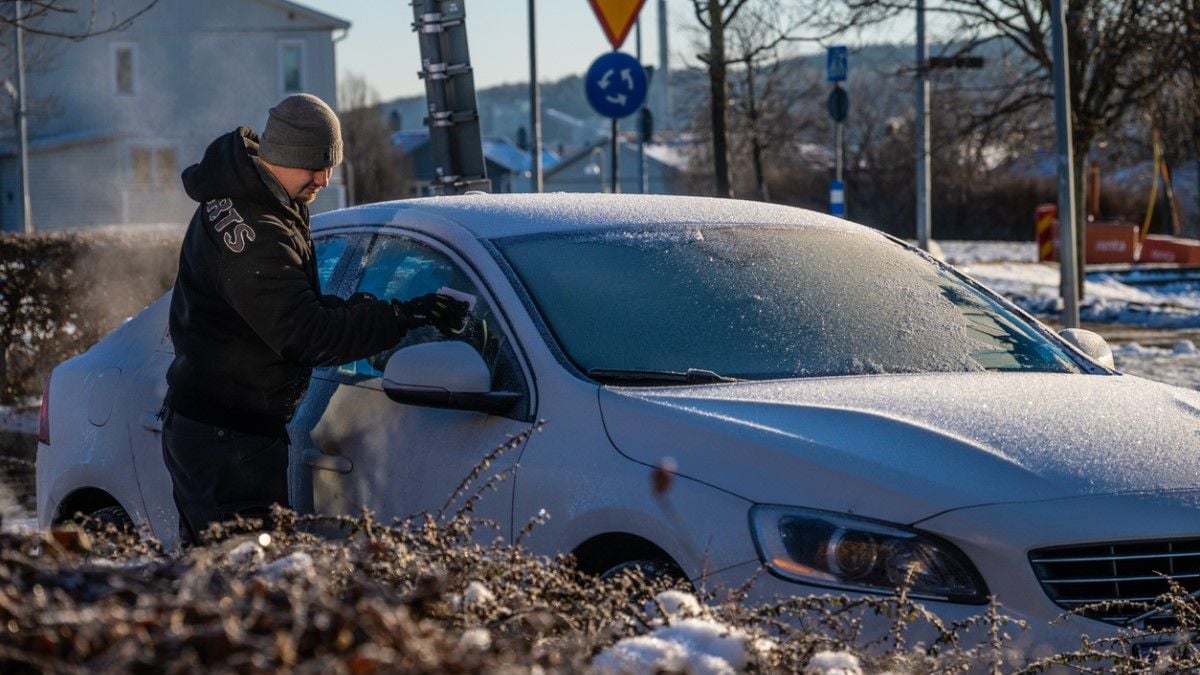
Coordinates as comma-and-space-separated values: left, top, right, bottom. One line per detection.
127, 233, 359, 546
295, 231, 534, 540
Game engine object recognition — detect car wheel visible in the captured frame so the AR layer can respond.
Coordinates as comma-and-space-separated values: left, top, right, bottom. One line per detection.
84, 505, 135, 534
600, 558, 687, 585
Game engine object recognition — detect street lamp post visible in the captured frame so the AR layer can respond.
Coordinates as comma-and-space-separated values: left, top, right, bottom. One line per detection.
915, 0, 931, 251
15, 0, 32, 233
1050, 0, 1080, 327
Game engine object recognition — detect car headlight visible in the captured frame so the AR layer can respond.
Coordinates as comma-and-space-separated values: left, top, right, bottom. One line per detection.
750, 505, 988, 604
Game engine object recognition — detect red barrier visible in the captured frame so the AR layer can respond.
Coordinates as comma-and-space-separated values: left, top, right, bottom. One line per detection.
1084, 223, 1139, 264
1033, 204, 1138, 264
1035, 204, 1057, 261
1139, 235, 1200, 264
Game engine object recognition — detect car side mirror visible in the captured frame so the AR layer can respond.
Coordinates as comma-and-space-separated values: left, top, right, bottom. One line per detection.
1059, 328, 1115, 369
382, 341, 520, 415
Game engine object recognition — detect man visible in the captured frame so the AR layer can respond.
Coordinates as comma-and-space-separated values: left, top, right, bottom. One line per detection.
162, 93, 466, 545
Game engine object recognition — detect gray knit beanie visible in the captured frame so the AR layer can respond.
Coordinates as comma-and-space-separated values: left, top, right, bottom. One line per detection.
259, 93, 343, 169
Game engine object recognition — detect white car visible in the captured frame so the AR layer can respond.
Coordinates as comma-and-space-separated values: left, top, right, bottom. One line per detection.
36, 194, 1200, 653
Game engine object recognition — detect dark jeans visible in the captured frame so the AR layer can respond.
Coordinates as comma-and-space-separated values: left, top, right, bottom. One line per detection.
160, 409, 290, 546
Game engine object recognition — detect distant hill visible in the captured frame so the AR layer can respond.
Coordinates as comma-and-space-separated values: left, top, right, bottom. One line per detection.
379, 38, 1023, 137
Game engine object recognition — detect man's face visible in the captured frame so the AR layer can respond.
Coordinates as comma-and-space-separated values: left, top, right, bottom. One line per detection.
267, 164, 333, 204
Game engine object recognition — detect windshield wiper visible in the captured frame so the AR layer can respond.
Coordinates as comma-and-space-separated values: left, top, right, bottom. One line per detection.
586, 368, 741, 385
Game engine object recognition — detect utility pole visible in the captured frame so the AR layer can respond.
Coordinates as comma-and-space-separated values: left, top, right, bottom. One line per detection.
527, 0, 542, 192
15, 0, 32, 233
1050, 0, 1080, 327
915, 0, 930, 251
636, 20, 646, 194
657, 0, 669, 130
412, 0, 489, 194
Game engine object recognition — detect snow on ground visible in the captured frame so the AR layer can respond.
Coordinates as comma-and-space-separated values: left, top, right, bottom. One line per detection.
593, 590, 773, 675
963, 260, 1200, 328
944, 241, 1200, 387
1113, 341, 1200, 390
936, 239, 1038, 264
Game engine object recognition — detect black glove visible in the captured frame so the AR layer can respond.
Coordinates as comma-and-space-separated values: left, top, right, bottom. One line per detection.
346, 291, 378, 306
392, 292, 470, 335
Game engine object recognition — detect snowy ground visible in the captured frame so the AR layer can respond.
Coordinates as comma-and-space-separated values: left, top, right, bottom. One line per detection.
942, 241, 1200, 388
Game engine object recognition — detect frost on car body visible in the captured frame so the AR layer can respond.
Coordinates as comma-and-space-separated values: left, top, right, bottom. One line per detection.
35, 193, 1200, 656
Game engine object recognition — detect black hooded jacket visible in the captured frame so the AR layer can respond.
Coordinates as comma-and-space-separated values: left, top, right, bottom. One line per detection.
165, 128, 404, 434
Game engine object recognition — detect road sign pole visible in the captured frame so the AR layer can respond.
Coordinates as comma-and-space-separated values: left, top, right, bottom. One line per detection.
833, 119, 845, 217
636, 20, 646, 194
835, 122, 843, 183
611, 118, 620, 193
915, 0, 931, 252
528, 0, 542, 192
584, 51, 648, 190
656, 0, 669, 132
826, 64, 850, 218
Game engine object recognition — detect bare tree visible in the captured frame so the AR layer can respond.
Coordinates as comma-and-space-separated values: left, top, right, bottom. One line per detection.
690, 0, 748, 197
0, 0, 158, 39
850, 0, 1185, 292
725, 4, 820, 201
338, 74, 404, 205
688, 0, 888, 198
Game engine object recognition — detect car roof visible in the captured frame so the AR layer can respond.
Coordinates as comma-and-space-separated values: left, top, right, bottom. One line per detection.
311, 193, 868, 241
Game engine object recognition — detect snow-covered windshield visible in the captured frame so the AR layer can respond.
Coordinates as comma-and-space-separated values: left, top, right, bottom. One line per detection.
495, 226, 1081, 381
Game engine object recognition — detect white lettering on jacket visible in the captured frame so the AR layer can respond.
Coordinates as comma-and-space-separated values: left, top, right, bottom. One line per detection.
205, 199, 256, 253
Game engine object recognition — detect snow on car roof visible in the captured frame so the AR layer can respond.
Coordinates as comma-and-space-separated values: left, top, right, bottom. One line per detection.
313, 193, 870, 240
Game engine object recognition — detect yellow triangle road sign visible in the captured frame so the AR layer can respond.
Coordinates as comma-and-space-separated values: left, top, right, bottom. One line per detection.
587, 0, 648, 50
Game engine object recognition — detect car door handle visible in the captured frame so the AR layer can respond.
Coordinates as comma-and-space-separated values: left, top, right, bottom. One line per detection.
304, 449, 353, 474
141, 411, 163, 433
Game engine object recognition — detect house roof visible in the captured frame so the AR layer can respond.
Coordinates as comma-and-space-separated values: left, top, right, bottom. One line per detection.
391, 130, 430, 154
392, 129, 560, 174
252, 0, 350, 29
482, 138, 560, 173
545, 136, 688, 178
0, 129, 122, 157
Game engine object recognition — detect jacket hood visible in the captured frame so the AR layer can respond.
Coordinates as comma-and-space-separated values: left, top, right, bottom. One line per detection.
182, 127, 283, 207
598, 372, 1200, 522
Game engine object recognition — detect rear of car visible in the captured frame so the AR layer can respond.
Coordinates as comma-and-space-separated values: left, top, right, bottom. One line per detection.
36, 294, 173, 532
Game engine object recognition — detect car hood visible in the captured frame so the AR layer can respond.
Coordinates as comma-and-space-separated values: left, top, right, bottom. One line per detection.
598, 372, 1200, 522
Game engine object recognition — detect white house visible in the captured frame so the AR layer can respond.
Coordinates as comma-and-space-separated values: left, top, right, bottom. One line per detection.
0, 0, 349, 231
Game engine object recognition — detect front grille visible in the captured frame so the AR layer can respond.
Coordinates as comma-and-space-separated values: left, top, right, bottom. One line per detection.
1030, 539, 1200, 625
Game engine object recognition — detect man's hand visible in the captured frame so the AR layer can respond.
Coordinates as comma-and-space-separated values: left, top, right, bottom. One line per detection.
392, 292, 471, 335
346, 291, 378, 305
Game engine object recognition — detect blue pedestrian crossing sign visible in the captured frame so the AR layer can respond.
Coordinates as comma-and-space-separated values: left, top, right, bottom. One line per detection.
585, 51, 648, 119
827, 46, 848, 83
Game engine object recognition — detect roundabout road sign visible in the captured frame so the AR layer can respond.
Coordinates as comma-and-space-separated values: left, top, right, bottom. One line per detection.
585, 51, 648, 120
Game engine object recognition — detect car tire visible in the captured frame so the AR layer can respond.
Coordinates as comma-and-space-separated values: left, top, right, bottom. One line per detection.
600, 558, 687, 585
85, 505, 135, 534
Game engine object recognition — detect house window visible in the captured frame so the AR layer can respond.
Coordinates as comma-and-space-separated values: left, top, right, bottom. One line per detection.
113, 43, 137, 95
279, 41, 304, 93
156, 148, 178, 187
131, 146, 178, 190
131, 148, 152, 185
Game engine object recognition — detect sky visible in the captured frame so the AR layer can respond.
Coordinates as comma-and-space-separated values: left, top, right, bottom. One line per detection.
300, 0, 691, 102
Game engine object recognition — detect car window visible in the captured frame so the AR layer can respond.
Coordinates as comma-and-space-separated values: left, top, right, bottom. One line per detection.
494, 225, 1081, 381
337, 234, 528, 414
314, 234, 351, 287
